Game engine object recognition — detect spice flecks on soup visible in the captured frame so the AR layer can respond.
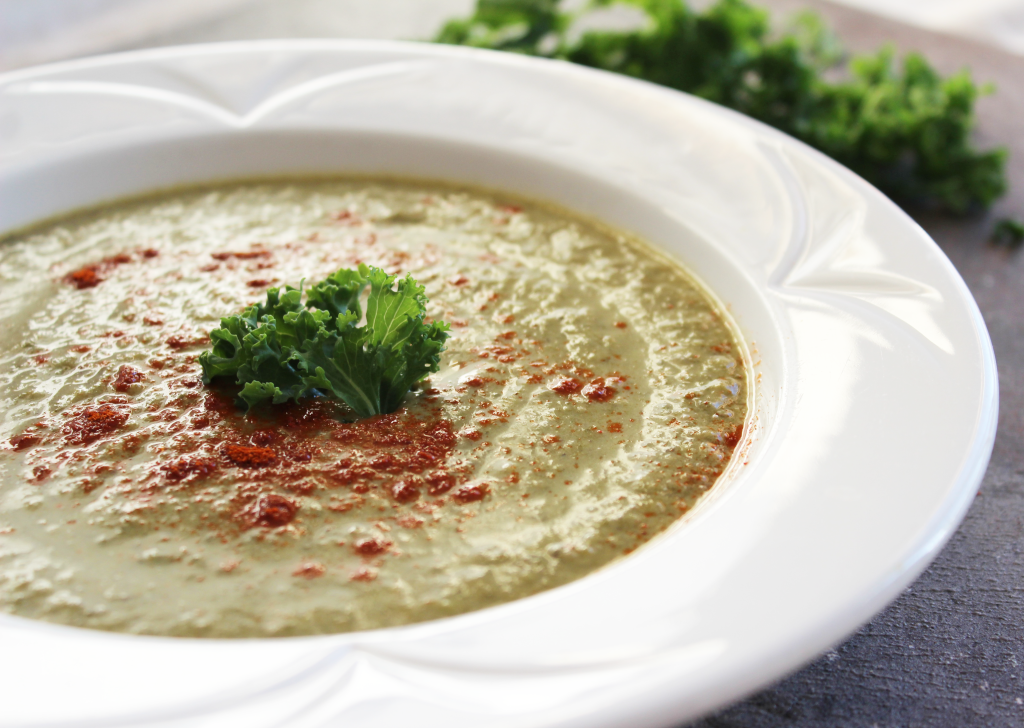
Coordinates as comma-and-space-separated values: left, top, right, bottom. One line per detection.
0, 180, 747, 637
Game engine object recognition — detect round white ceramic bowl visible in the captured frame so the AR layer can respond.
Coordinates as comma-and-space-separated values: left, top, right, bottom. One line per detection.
0, 40, 997, 728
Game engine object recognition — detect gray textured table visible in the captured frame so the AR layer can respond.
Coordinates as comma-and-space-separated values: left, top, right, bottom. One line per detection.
16, 1, 1024, 725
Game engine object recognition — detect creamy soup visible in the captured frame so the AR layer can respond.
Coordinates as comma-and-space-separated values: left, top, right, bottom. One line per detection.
0, 180, 748, 637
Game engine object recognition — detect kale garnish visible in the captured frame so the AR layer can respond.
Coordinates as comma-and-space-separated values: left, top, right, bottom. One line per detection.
199, 265, 450, 418
436, 0, 1008, 215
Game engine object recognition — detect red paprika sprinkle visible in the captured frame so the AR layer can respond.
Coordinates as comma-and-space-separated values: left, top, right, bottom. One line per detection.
548, 377, 582, 395
425, 472, 455, 495
351, 567, 377, 582
67, 266, 102, 289
353, 537, 390, 556
253, 494, 298, 527
162, 456, 218, 481
64, 251, 138, 289
582, 377, 616, 402
452, 483, 488, 503
283, 481, 316, 495
166, 334, 207, 350
292, 562, 325, 579
113, 365, 145, 392
9, 433, 42, 450
210, 250, 271, 260
391, 480, 421, 503
722, 425, 743, 449
458, 373, 487, 387
223, 444, 277, 468
62, 404, 130, 445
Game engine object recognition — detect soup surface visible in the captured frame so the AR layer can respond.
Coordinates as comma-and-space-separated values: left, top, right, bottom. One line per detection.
0, 180, 747, 636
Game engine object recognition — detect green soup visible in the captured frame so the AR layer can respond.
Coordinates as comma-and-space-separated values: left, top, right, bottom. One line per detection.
0, 179, 748, 637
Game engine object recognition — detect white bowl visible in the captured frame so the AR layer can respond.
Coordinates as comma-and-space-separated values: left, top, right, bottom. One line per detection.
0, 40, 997, 728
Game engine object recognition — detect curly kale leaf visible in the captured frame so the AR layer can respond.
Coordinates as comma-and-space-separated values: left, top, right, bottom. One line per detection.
296, 268, 451, 417
435, 0, 1007, 214
434, 0, 566, 53
198, 284, 321, 409
305, 267, 367, 318
198, 265, 450, 417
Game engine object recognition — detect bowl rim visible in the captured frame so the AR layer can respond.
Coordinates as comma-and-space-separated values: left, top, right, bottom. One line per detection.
0, 39, 998, 728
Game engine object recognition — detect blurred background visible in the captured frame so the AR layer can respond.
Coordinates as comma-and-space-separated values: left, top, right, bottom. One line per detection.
2, 0, 473, 70
3, 0, 1024, 72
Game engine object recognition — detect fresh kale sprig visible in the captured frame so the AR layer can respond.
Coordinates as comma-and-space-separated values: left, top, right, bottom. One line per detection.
199, 265, 450, 418
436, 0, 1008, 215
992, 218, 1024, 249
